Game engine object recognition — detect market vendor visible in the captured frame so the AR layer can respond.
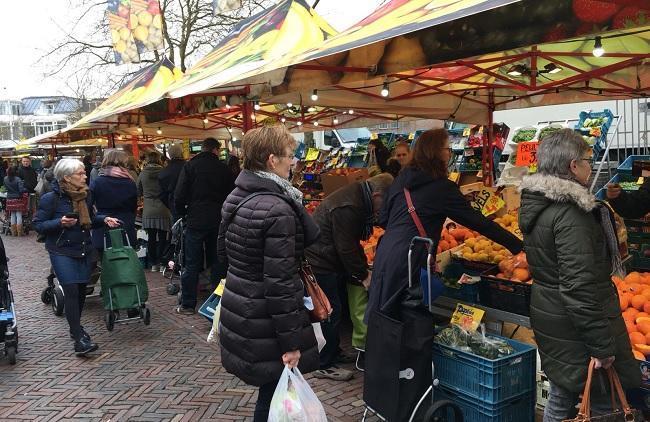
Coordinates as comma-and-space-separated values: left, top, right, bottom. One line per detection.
305, 173, 394, 381
364, 128, 522, 417
606, 177, 650, 219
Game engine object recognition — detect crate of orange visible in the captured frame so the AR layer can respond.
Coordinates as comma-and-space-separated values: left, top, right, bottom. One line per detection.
479, 252, 532, 316
615, 271, 650, 388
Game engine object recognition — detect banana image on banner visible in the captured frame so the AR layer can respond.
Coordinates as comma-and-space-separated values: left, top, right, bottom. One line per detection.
107, 0, 141, 65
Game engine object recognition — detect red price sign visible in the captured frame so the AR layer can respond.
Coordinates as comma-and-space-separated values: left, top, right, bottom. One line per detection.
515, 141, 538, 167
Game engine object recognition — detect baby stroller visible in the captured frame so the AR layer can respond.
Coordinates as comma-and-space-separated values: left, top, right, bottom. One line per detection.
41, 265, 101, 317
161, 218, 183, 296
101, 229, 151, 331
0, 236, 18, 364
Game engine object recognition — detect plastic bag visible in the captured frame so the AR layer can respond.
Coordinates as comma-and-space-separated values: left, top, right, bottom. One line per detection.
206, 299, 222, 344
268, 366, 327, 422
435, 323, 515, 359
312, 323, 326, 352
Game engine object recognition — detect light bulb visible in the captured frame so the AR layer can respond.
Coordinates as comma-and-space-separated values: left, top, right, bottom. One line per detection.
156, 127, 162, 135
137, 126, 143, 133
311, 89, 318, 101
348, 109, 354, 115
225, 104, 231, 109
286, 102, 293, 108
75, 149, 80, 153
254, 101, 260, 111
227, 127, 232, 132
381, 82, 389, 97
232, 137, 236, 141
307, 106, 316, 112
117, 135, 123, 140
314, 121, 319, 127
297, 121, 303, 126
251, 113, 256, 119
203, 117, 209, 124
281, 117, 286, 123
333, 117, 339, 124
593, 36, 604, 57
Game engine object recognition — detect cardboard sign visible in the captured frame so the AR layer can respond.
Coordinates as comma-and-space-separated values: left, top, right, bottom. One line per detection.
451, 303, 485, 332
470, 187, 506, 216
515, 141, 538, 167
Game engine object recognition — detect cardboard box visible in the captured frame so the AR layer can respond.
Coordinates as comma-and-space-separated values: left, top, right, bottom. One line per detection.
321, 168, 369, 196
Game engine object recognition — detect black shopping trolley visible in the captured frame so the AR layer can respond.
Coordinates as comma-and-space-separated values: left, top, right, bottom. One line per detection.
363, 237, 463, 422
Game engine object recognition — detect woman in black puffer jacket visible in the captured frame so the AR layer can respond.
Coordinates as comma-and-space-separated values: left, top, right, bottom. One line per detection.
217, 125, 320, 422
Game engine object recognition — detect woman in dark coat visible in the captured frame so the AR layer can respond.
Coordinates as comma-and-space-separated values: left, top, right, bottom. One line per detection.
90, 149, 138, 253
34, 159, 120, 356
518, 129, 639, 421
218, 125, 320, 422
365, 129, 522, 418
138, 151, 171, 272
4, 166, 27, 236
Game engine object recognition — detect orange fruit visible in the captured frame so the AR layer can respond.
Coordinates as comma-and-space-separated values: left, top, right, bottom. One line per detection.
645, 332, 650, 344
634, 344, 650, 356
626, 308, 641, 320
638, 312, 650, 319
512, 268, 530, 282
619, 283, 631, 294
630, 331, 646, 346
644, 303, 650, 314
626, 272, 642, 285
620, 294, 630, 311
626, 320, 638, 333
633, 350, 646, 360
613, 275, 624, 286
642, 289, 650, 301
637, 317, 650, 335
631, 295, 647, 310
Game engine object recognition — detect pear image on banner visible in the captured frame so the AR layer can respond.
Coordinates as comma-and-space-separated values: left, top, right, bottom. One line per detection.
129, 0, 165, 54
107, 0, 140, 64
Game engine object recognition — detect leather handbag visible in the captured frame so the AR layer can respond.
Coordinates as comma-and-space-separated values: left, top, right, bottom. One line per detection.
299, 259, 333, 322
563, 359, 643, 422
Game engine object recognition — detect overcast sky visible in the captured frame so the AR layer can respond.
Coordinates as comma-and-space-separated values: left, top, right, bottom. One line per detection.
0, 0, 383, 100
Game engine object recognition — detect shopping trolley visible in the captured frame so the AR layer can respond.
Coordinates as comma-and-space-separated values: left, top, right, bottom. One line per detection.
362, 236, 463, 421
162, 218, 183, 295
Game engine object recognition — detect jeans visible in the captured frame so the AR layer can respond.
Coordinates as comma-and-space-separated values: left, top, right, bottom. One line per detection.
180, 228, 224, 309
253, 379, 279, 422
10, 211, 22, 225
315, 272, 343, 369
62, 283, 87, 341
146, 229, 168, 266
544, 378, 617, 422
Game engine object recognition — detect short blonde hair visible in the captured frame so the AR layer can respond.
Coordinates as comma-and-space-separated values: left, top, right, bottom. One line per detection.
102, 149, 130, 168
242, 125, 296, 172
53, 158, 84, 182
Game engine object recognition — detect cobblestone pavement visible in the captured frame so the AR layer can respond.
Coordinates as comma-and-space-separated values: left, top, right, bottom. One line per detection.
0, 233, 378, 421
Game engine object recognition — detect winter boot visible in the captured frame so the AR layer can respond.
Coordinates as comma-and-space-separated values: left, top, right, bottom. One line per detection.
10, 224, 16, 236
16, 225, 23, 237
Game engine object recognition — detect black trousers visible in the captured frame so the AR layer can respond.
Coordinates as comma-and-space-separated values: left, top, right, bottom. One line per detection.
146, 229, 168, 266
61, 283, 87, 341
253, 379, 279, 422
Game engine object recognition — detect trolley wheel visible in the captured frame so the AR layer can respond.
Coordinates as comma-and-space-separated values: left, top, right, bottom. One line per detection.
423, 400, 464, 422
6, 346, 16, 365
41, 287, 52, 304
52, 287, 64, 316
105, 311, 116, 331
143, 308, 151, 325
166, 283, 180, 296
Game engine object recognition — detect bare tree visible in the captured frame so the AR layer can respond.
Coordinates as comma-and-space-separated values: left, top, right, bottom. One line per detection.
40, 0, 272, 97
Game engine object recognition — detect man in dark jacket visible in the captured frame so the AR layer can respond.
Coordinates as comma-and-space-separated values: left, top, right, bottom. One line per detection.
18, 156, 38, 193
174, 138, 235, 314
158, 144, 185, 223
606, 178, 650, 218
305, 173, 394, 380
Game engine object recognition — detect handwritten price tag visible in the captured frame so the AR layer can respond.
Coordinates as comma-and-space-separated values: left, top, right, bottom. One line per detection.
515, 141, 538, 167
451, 303, 485, 332
305, 148, 319, 161
470, 188, 506, 216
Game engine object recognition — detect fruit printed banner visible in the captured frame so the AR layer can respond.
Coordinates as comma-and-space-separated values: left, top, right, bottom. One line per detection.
107, 0, 140, 64
213, 0, 243, 14
129, 0, 164, 54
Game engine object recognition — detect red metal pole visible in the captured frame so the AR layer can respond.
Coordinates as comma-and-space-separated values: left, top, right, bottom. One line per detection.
132, 135, 140, 161
242, 101, 253, 133
484, 90, 495, 187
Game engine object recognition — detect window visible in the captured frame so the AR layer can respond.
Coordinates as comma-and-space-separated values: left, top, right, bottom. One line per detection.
323, 130, 339, 147
11, 104, 20, 116
21, 124, 35, 139
0, 123, 12, 140
35, 121, 56, 135
45, 103, 55, 115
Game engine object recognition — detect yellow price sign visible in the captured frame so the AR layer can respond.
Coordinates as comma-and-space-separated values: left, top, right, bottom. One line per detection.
470, 187, 506, 216
451, 303, 485, 332
305, 148, 319, 161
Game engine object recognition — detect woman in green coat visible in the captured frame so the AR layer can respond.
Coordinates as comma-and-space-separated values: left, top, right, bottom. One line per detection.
518, 129, 639, 422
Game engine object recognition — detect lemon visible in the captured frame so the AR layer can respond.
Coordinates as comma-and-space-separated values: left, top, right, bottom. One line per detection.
111, 29, 120, 43
152, 14, 162, 29
114, 40, 127, 53
133, 26, 149, 42
138, 11, 152, 27
119, 27, 131, 41
129, 14, 139, 29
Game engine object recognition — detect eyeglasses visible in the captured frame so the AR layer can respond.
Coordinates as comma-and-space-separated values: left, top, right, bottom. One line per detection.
72, 171, 86, 176
580, 157, 594, 165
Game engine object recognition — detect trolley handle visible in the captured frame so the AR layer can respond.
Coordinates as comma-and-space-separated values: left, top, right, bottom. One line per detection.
407, 236, 435, 288
103, 227, 131, 250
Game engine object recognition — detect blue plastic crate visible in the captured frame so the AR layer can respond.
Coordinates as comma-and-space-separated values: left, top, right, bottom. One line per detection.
618, 155, 650, 175
433, 333, 536, 404
575, 109, 614, 154
435, 386, 535, 422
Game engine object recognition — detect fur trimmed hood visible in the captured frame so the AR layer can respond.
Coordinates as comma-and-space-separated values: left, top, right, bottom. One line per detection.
518, 173, 596, 212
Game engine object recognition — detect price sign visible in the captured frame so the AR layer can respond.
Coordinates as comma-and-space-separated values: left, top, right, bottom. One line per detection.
451, 303, 485, 332
470, 187, 505, 216
515, 141, 538, 167
305, 148, 319, 161
464, 148, 475, 157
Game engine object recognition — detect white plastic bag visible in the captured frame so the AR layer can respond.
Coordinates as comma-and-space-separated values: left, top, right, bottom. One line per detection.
268, 366, 327, 422
312, 323, 326, 352
206, 299, 222, 344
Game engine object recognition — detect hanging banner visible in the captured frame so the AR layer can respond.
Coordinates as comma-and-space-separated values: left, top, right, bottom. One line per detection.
129, 0, 165, 54
213, 0, 242, 14
107, 0, 140, 64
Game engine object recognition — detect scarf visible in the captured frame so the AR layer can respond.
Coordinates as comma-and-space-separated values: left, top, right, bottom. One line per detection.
254, 171, 303, 205
598, 202, 626, 278
59, 180, 92, 229
99, 166, 134, 180
360, 180, 374, 241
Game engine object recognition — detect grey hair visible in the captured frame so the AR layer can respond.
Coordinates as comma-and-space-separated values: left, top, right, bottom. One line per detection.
53, 158, 84, 182
367, 173, 394, 194
537, 128, 589, 179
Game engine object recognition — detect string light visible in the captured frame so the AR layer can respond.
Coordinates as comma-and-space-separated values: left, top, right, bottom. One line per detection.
227, 127, 232, 133
117, 135, 123, 140
333, 117, 339, 124
381, 82, 389, 97
137, 125, 143, 133
203, 116, 209, 124
311, 89, 318, 101
254, 101, 260, 111
297, 121, 303, 126
348, 109, 354, 115
307, 106, 316, 112
313, 121, 319, 127
286, 102, 293, 108
281, 117, 286, 123
593, 36, 604, 57
156, 127, 162, 135
225, 104, 231, 109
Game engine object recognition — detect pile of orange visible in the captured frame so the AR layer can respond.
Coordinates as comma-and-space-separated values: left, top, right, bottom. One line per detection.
616, 272, 650, 361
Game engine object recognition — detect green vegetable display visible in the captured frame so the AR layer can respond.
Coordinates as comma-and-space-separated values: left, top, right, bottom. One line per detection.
538, 126, 561, 140
512, 128, 537, 143
620, 181, 641, 191
435, 324, 515, 360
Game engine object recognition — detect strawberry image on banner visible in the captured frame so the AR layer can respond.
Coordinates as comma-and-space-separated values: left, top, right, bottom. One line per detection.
107, 0, 140, 64
129, 0, 165, 54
